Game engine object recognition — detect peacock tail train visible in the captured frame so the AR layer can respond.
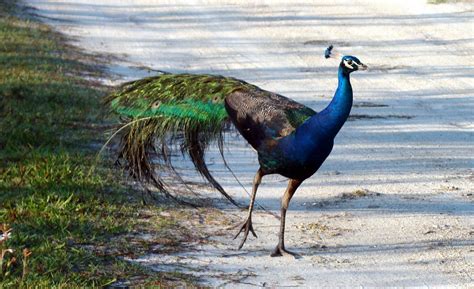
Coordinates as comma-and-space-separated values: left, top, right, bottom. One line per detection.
107, 73, 259, 206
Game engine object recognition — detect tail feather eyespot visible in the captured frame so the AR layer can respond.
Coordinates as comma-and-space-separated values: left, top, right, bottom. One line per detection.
151, 100, 161, 109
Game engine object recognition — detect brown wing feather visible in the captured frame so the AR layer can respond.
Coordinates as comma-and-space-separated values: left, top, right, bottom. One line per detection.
224, 88, 316, 150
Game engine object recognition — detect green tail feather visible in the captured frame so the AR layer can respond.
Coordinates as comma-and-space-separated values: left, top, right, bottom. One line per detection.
107, 73, 257, 206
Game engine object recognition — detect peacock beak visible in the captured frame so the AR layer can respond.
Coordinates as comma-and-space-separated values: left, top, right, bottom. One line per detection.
358, 63, 368, 71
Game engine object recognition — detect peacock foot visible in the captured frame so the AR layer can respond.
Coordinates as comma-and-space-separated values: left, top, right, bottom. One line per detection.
270, 245, 299, 258
233, 217, 257, 250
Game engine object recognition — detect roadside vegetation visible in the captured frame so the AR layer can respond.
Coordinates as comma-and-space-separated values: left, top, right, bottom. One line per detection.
0, 1, 195, 287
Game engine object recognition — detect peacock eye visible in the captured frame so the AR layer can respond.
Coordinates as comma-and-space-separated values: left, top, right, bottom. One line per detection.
347, 59, 353, 65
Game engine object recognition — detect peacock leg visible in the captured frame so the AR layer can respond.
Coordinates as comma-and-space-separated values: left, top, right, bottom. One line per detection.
234, 168, 263, 249
271, 179, 302, 257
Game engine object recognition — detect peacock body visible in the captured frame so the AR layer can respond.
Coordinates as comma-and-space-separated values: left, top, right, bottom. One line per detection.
108, 50, 367, 256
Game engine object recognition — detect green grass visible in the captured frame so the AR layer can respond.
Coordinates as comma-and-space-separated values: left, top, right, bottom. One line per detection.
0, 1, 194, 287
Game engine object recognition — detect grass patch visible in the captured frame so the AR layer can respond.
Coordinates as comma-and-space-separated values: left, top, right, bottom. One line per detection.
0, 1, 194, 287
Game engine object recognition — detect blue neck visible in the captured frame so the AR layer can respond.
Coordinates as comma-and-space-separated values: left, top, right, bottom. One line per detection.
276, 66, 353, 168
297, 66, 353, 140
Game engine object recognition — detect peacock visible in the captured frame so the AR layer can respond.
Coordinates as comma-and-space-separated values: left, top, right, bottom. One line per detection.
107, 46, 367, 257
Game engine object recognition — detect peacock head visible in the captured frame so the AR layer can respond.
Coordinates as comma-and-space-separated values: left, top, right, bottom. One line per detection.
325, 45, 367, 74
340, 55, 367, 73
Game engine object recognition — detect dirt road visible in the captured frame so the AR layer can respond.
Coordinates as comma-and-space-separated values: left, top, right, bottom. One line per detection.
25, 0, 473, 287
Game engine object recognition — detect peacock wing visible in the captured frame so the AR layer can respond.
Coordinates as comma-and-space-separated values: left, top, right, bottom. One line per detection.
225, 88, 317, 150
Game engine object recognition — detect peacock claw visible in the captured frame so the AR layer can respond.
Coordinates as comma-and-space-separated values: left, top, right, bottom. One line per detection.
270, 246, 299, 258
233, 218, 257, 250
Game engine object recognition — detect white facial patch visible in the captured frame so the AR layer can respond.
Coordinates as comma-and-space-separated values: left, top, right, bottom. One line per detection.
343, 59, 354, 69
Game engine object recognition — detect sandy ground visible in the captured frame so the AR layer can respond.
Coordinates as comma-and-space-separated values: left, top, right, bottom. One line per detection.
24, 0, 474, 287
